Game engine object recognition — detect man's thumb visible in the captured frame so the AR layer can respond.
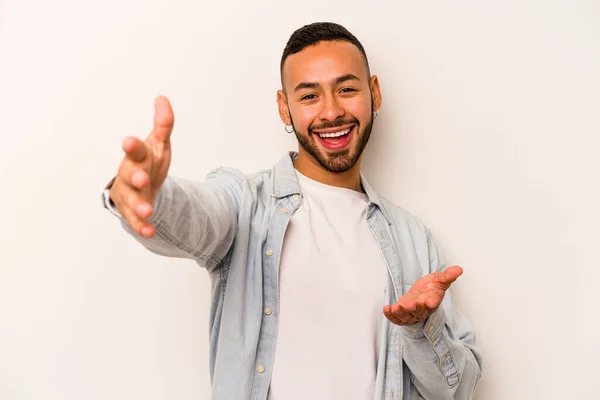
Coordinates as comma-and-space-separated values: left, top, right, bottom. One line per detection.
439, 265, 463, 287
150, 95, 174, 144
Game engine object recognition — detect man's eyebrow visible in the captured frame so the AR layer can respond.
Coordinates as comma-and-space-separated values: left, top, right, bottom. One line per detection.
293, 74, 361, 93
334, 74, 360, 85
293, 81, 320, 92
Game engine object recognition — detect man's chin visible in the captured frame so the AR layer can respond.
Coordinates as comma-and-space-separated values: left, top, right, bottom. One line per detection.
317, 151, 359, 173
297, 134, 360, 173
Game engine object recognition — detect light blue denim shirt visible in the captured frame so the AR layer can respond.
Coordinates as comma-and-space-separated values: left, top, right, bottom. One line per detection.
102, 151, 482, 400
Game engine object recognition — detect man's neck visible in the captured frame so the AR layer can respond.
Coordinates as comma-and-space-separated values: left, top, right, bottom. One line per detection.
293, 152, 363, 192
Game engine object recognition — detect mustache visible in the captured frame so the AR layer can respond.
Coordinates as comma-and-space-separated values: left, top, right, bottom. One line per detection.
309, 118, 359, 133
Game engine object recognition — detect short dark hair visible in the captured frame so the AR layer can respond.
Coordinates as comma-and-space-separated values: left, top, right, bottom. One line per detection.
280, 22, 371, 86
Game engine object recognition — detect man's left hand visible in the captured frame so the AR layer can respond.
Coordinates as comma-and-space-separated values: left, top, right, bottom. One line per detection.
383, 266, 463, 326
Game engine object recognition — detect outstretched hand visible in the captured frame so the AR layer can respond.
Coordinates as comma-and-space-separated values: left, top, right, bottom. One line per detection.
109, 96, 175, 238
383, 266, 463, 326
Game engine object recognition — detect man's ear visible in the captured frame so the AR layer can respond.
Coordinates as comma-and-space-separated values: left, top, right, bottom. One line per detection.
370, 75, 383, 112
277, 90, 291, 125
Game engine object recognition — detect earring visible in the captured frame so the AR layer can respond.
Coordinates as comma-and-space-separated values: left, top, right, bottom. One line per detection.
285, 125, 294, 134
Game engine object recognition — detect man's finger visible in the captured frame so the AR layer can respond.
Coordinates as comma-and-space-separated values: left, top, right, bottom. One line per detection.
384, 306, 423, 326
129, 168, 150, 190
425, 296, 440, 309
391, 304, 411, 320
117, 164, 149, 191
407, 303, 429, 320
131, 214, 155, 238
435, 265, 463, 288
383, 308, 403, 325
136, 202, 153, 220
119, 192, 155, 238
123, 137, 148, 163
120, 202, 147, 236
384, 306, 410, 326
149, 95, 174, 144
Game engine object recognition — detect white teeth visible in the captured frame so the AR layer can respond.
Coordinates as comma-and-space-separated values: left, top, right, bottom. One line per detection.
318, 128, 351, 138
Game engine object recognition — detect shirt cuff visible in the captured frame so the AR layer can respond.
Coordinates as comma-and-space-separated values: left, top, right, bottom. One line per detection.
101, 177, 122, 218
402, 306, 446, 341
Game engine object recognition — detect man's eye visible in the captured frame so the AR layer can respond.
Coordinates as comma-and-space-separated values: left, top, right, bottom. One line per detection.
340, 88, 356, 93
301, 94, 317, 100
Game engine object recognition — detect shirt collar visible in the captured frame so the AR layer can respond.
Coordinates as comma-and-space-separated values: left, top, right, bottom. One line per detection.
271, 151, 392, 225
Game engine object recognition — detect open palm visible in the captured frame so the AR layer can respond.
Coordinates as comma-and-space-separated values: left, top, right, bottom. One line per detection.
384, 266, 463, 326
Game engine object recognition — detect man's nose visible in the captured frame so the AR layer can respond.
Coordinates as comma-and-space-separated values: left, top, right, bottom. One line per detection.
318, 95, 345, 122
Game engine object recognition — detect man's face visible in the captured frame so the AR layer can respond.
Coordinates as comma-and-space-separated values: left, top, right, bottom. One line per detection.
278, 40, 381, 173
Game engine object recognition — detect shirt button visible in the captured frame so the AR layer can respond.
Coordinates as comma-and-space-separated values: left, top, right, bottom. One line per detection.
427, 325, 433, 333
293, 194, 300, 200
281, 207, 288, 214
257, 365, 265, 373
274, 191, 280, 196
441, 354, 447, 362
266, 248, 273, 257
264, 307, 272, 315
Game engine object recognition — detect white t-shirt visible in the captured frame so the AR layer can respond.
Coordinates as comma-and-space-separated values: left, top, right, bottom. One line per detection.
267, 170, 389, 399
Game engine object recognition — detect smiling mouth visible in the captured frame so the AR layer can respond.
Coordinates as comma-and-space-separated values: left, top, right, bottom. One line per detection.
313, 125, 355, 150
315, 127, 352, 138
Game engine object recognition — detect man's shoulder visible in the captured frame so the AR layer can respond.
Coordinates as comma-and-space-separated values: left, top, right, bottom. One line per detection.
378, 196, 432, 238
205, 152, 294, 190
378, 196, 420, 222
205, 165, 274, 186
202, 163, 279, 203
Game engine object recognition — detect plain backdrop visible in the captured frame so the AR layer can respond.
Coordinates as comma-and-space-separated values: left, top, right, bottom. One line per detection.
1, 0, 599, 399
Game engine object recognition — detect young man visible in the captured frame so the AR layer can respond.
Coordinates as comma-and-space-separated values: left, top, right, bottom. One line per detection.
102, 22, 482, 400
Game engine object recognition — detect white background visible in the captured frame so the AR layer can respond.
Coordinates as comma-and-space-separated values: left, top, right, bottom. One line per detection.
1, 0, 598, 399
